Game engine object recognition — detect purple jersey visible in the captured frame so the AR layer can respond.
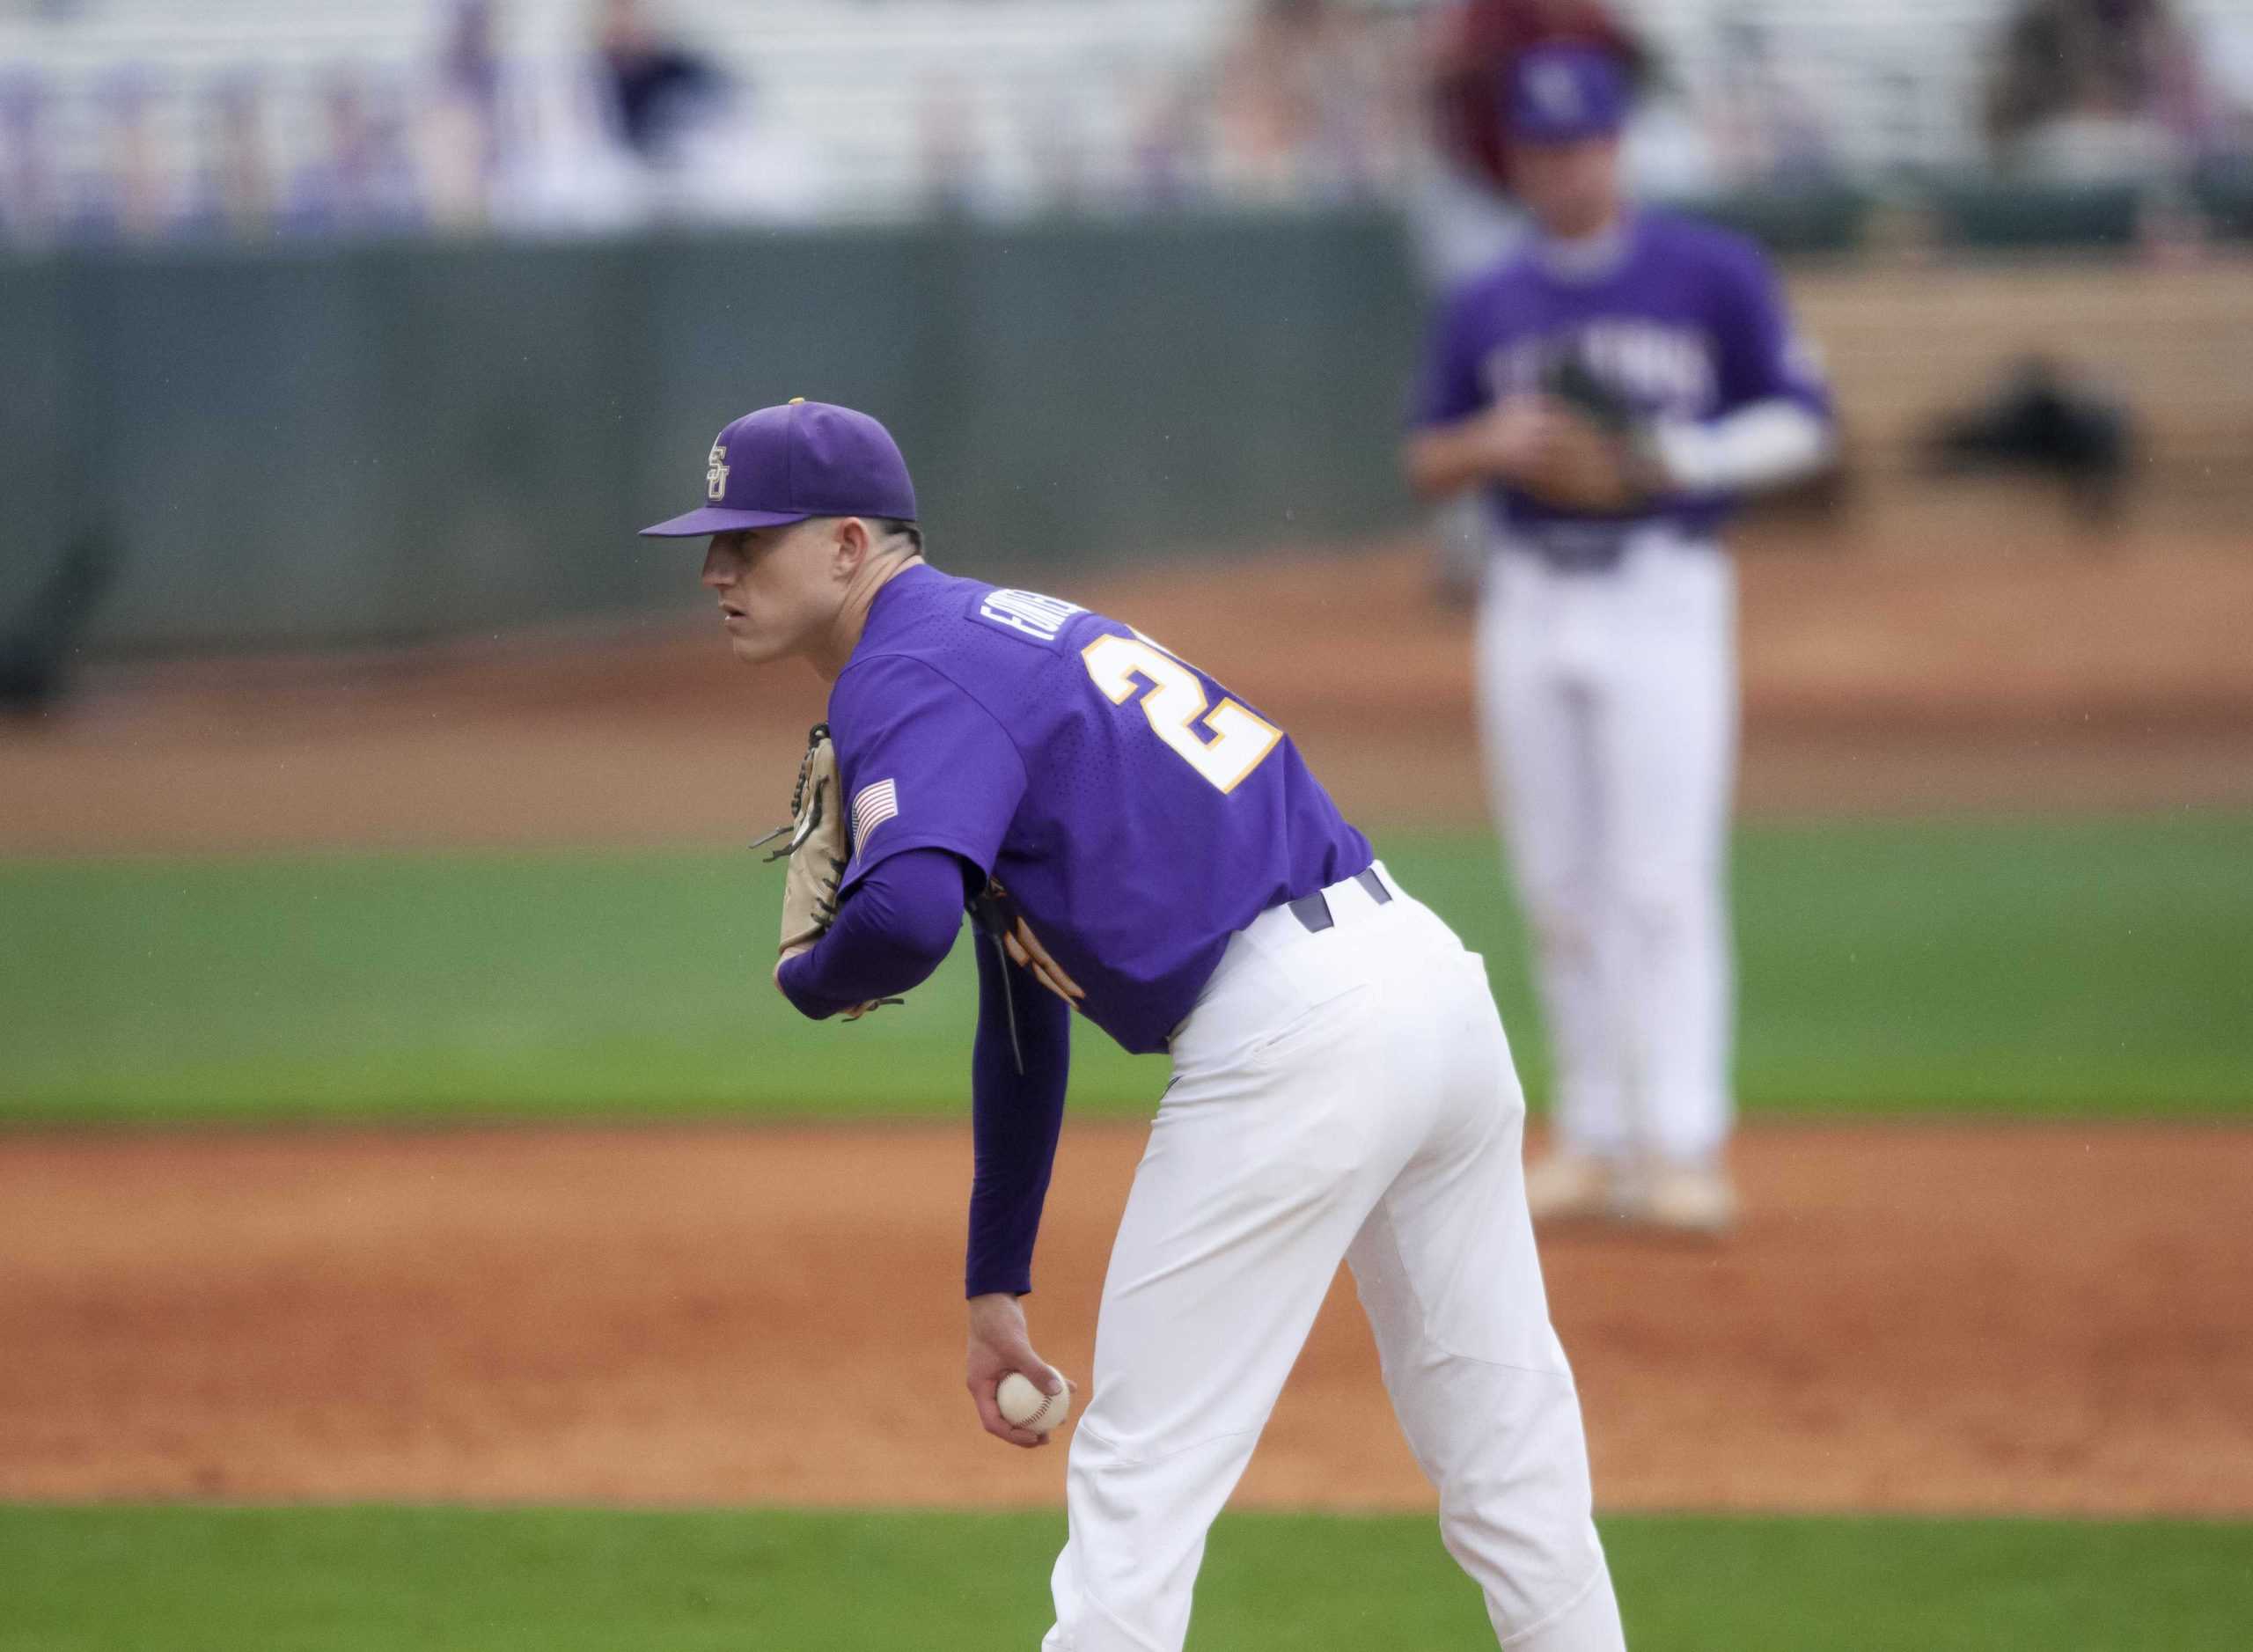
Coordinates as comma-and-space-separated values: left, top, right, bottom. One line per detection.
824, 564, 1372, 1054
1413, 209, 1830, 546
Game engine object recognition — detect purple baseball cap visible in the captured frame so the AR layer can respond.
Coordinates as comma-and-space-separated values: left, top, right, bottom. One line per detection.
1506, 43, 1629, 145
641, 399, 918, 538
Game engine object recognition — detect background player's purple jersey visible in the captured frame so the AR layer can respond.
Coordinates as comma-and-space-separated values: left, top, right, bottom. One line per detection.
825, 563, 1371, 1054
1414, 209, 1831, 545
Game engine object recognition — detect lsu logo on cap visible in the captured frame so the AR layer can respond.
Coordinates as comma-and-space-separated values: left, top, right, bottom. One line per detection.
705, 439, 730, 503
1531, 61, 1583, 121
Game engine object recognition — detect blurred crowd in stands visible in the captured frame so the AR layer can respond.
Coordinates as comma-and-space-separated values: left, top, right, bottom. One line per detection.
1983, 0, 2246, 181
3, 0, 2251, 248
0, 0, 826, 243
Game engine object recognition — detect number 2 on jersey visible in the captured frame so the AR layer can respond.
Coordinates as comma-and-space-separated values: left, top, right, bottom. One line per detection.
1081, 633, 1283, 794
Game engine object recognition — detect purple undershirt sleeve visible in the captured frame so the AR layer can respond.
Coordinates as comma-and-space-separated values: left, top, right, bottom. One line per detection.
773, 843, 1068, 1298
775, 846, 966, 1020
1710, 240, 1831, 422
1409, 282, 1487, 430
966, 919, 1071, 1299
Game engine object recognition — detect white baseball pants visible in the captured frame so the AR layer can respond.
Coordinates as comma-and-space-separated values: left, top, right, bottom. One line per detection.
1043, 865, 1624, 1651
1476, 533, 1738, 1165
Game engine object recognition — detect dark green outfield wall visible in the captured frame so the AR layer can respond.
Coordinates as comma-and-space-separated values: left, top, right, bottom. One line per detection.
0, 211, 1424, 654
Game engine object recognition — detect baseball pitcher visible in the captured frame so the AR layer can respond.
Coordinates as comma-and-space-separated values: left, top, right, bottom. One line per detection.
643, 399, 1628, 1650
1404, 45, 1836, 1233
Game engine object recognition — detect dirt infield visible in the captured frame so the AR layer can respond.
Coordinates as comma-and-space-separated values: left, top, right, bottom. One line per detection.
4, 526, 2248, 1520
5, 528, 2252, 856
4, 1122, 2248, 1517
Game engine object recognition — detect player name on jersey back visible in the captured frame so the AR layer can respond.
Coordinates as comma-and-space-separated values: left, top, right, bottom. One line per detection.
977, 588, 1087, 645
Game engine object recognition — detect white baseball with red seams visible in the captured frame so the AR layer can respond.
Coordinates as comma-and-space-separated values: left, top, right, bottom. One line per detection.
997, 1369, 1072, 1434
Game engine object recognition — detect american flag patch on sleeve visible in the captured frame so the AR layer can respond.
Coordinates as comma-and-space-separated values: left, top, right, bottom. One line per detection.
851, 778, 899, 854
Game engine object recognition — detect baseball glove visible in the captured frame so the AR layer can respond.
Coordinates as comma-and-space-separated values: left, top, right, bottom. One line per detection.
1520, 355, 1664, 515
755, 723, 903, 1018
757, 723, 850, 957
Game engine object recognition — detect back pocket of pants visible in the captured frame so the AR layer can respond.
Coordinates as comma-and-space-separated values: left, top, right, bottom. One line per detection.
1248, 982, 1375, 1072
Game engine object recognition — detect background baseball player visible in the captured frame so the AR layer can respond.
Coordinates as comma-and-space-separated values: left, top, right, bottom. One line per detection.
642, 398, 1628, 1651
1403, 45, 1836, 1233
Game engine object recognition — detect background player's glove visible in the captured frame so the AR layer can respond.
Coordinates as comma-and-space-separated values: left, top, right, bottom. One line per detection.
1508, 356, 1667, 514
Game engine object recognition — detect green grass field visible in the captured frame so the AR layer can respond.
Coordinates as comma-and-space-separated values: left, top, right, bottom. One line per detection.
7, 816, 2249, 1646
4, 815, 2249, 1124
4, 1505, 2246, 1651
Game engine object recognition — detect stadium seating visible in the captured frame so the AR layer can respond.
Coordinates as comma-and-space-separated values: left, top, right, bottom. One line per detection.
4, 0, 2246, 237
0, 0, 1223, 224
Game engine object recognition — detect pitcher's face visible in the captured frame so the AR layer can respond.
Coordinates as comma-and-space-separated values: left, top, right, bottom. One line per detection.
701, 520, 846, 664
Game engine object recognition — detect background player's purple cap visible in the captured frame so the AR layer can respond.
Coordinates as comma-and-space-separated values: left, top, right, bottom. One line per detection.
640, 400, 918, 538
1505, 43, 1630, 145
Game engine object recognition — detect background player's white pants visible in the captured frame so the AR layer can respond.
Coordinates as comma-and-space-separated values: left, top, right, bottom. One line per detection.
1475, 533, 1738, 1165
1043, 867, 1623, 1651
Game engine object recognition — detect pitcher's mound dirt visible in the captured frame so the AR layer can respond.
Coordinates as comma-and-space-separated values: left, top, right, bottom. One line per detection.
3, 1123, 2246, 1516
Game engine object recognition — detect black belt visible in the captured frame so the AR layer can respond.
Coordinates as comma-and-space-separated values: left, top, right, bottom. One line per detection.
1288, 867, 1393, 934
1508, 521, 1633, 574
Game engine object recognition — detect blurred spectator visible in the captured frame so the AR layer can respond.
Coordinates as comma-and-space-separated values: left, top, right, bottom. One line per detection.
421, 0, 506, 231
282, 70, 425, 238
657, 76, 826, 226
1210, 0, 1407, 205
1984, 0, 2208, 182
439, 0, 503, 128
73, 70, 172, 241
594, 0, 723, 164
917, 75, 985, 219
1127, 70, 1207, 210
489, 59, 649, 234
585, 0, 818, 224
0, 71, 61, 245
2205, 18, 2253, 158
914, 74, 1046, 222
1704, 14, 1840, 192
1020, 81, 1094, 216
1324, 2, 1420, 200
1211, 0, 1329, 201
179, 72, 275, 241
